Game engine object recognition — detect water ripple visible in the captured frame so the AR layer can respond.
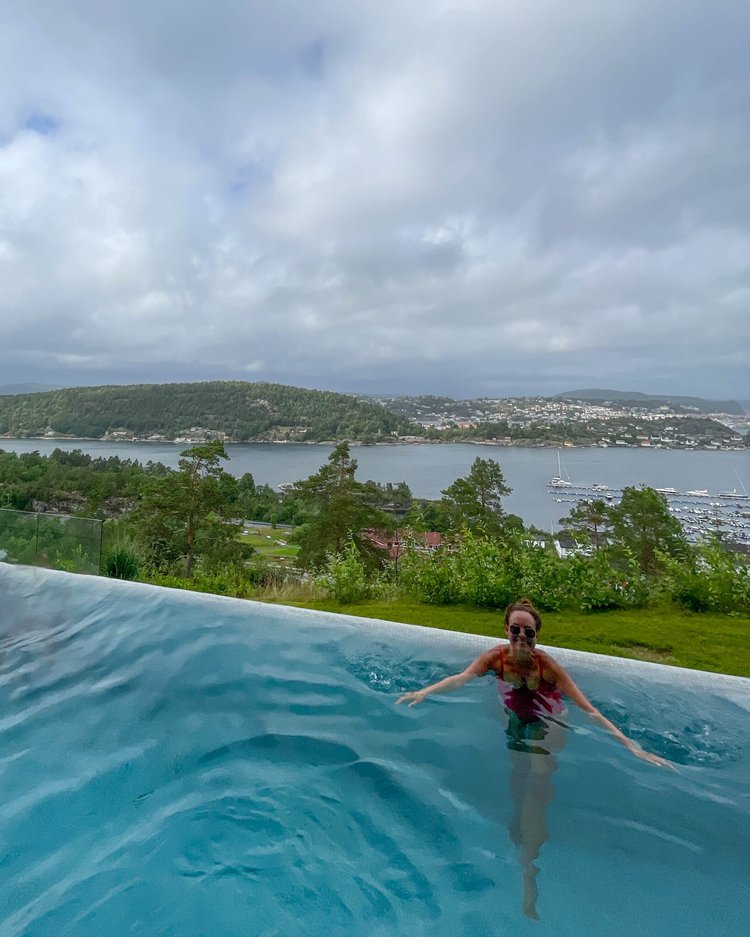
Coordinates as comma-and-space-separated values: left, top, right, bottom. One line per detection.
0, 565, 748, 937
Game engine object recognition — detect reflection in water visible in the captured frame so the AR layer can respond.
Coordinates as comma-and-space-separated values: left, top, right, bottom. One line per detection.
503, 713, 567, 921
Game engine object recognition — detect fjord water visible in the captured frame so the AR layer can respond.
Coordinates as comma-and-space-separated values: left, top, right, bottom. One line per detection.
2, 439, 750, 528
1, 566, 748, 936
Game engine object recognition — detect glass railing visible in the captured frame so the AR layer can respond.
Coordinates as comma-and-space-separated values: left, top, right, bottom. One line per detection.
0, 508, 102, 574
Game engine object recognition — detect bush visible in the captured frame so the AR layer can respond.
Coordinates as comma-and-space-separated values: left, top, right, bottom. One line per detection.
55, 544, 96, 575
101, 537, 142, 580
143, 564, 255, 598
662, 539, 750, 614
396, 544, 462, 605
397, 532, 535, 608
562, 550, 650, 611
316, 540, 370, 604
244, 557, 288, 588
395, 531, 660, 613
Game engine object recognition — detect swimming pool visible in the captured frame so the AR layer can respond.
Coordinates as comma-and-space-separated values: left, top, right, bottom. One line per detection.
1, 565, 748, 936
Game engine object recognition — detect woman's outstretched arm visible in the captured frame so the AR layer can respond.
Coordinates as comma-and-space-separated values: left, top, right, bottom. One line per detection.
397, 650, 497, 707
553, 664, 675, 769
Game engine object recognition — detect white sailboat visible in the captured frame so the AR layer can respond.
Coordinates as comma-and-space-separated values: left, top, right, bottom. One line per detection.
734, 471, 749, 500
548, 450, 574, 488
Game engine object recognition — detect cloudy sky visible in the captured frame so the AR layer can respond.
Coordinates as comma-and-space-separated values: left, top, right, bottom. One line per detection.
1, 0, 749, 400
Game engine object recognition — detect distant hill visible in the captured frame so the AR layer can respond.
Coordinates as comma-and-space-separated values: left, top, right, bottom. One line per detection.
556, 389, 745, 415
0, 381, 421, 442
0, 383, 60, 396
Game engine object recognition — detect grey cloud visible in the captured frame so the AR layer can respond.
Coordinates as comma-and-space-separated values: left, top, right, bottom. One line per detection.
0, 1, 749, 399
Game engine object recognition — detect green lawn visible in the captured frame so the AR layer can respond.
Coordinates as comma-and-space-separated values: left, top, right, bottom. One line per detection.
266, 545, 300, 557
266, 599, 750, 677
240, 526, 300, 558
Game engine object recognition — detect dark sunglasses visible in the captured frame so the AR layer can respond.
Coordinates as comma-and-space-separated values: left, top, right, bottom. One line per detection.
509, 624, 537, 640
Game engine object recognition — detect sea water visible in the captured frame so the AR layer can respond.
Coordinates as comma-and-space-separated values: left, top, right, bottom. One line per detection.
1, 565, 748, 936
2, 438, 749, 529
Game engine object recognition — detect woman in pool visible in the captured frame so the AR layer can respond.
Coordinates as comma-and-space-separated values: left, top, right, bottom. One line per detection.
397, 598, 672, 919
397, 597, 669, 768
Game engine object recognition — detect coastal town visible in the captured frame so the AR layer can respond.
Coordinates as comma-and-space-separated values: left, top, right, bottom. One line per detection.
371, 393, 750, 450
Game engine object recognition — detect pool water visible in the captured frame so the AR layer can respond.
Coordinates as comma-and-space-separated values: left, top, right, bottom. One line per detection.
1, 565, 749, 936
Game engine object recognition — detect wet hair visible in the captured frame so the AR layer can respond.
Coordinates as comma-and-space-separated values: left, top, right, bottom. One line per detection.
504, 598, 542, 633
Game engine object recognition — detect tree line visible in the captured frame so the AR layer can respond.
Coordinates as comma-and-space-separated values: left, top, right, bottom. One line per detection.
0, 442, 748, 615
0, 381, 418, 442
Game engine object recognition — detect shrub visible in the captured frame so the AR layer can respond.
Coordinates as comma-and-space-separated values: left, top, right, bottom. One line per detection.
244, 557, 287, 588
101, 538, 142, 580
662, 539, 750, 614
316, 540, 370, 604
395, 531, 661, 613
397, 545, 461, 605
143, 564, 255, 598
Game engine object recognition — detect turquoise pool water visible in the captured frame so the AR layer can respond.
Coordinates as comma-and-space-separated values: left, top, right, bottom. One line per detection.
1, 565, 748, 936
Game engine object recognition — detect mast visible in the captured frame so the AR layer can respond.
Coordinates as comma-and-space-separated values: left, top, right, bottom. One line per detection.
737, 471, 749, 496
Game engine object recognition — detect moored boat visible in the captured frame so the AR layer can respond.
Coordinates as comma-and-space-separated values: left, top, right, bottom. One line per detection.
547, 450, 574, 488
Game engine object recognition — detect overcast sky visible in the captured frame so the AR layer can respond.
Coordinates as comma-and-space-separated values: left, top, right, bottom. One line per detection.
1, 1, 749, 400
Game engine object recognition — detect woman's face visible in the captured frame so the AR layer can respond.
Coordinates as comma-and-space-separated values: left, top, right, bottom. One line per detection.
505, 609, 538, 652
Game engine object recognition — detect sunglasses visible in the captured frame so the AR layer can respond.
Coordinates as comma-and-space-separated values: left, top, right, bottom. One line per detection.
509, 624, 537, 640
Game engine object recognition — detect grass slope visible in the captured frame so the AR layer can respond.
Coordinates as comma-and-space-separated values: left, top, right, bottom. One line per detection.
269, 599, 750, 676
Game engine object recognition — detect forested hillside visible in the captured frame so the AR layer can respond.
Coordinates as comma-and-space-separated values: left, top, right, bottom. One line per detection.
0, 381, 421, 442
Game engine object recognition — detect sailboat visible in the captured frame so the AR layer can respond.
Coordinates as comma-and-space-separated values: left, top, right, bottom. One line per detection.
548, 450, 574, 488
721, 472, 750, 501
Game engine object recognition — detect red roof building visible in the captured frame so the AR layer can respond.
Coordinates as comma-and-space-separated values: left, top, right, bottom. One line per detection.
360, 528, 443, 559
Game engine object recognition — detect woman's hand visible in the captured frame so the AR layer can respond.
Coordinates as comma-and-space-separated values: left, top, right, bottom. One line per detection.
397, 690, 428, 707
631, 746, 677, 770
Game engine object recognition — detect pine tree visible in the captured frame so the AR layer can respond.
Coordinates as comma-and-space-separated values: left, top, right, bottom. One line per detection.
440, 457, 512, 536
292, 442, 392, 569
133, 441, 245, 576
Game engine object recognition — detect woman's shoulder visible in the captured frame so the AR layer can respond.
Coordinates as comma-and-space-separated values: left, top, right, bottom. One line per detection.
535, 648, 566, 678
470, 643, 506, 672
483, 643, 508, 662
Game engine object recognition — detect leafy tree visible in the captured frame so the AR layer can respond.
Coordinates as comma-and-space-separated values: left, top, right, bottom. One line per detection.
132, 441, 247, 576
236, 471, 256, 504
607, 486, 688, 575
401, 499, 453, 534
439, 457, 512, 536
361, 479, 414, 511
291, 442, 392, 569
559, 498, 611, 550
